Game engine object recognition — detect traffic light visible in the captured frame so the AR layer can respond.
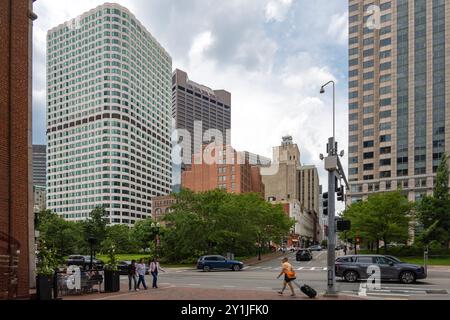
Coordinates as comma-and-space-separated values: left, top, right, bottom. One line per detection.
322, 192, 328, 216
336, 220, 351, 232
337, 186, 345, 202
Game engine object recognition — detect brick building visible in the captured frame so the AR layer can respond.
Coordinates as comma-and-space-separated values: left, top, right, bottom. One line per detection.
0, 0, 37, 299
151, 195, 176, 221
182, 145, 265, 196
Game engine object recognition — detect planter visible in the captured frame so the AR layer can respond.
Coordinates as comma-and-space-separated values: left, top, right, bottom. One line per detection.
104, 270, 120, 292
36, 275, 53, 300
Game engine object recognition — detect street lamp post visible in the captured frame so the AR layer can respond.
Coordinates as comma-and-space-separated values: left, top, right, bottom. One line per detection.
88, 237, 96, 270
320, 80, 346, 297
151, 222, 161, 258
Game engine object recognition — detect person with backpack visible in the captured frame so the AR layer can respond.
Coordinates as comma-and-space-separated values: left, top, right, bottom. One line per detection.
128, 260, 138, 291
276, 257, 296, 297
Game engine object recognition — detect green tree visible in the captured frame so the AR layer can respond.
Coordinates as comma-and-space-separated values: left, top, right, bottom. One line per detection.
130, 218, 156, 252
416, 154, 450, 247
161, 189, 293, 263
37, 210, 85, 260
343, 191, 412, 253
83, 206, 108, 245
104, 224, 136, 253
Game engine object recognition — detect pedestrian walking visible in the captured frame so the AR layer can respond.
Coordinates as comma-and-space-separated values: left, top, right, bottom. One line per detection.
136, 258, 148, 290
276, 257, 296, 297
343, 245, 347, 255
149, 257, 165, 289
128, 260, 138, 291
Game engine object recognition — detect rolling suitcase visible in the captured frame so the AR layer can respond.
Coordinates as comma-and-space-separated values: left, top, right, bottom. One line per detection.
300, 285, 317, 299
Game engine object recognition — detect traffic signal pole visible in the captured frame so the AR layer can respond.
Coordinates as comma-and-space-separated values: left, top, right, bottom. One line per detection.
325, 137, 337, 296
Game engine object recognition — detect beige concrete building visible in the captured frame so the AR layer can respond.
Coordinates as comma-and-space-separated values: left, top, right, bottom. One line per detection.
347, 0, 450, 203
262, 137, 321, 245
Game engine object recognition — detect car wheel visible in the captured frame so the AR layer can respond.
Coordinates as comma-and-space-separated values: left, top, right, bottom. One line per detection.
344, 270, 359, 283
232, 265, 240, 271
203, 265, 211, 272
400, 271, 416, 284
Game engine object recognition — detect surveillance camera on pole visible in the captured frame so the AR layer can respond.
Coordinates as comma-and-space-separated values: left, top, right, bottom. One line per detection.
320, 81, 349, 297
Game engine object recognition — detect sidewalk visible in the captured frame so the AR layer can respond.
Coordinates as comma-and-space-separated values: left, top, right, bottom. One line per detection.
243, 252, 285, 266
64, 286, 365, 301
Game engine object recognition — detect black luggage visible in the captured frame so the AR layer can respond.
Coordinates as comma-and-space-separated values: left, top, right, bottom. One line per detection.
300, 285, 317, 298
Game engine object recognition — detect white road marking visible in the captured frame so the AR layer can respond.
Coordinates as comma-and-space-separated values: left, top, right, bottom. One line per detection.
188, 284, 201, 286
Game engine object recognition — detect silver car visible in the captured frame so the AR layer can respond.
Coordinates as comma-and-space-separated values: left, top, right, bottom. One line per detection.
335, 255, 427, 284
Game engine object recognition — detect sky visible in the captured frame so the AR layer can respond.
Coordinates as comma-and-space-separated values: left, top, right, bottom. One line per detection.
32, 0, 349, 210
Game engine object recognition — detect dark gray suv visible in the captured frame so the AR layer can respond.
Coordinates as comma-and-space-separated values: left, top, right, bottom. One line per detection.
335, 255, 427, 284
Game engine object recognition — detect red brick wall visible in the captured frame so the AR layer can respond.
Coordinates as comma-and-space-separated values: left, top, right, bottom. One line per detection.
0, 0, 32, 299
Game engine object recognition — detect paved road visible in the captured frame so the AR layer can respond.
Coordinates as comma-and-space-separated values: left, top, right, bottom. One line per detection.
120, 251, 450, 300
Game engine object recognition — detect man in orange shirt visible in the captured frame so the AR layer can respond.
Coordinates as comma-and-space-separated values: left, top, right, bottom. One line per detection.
277, 257, 296, 297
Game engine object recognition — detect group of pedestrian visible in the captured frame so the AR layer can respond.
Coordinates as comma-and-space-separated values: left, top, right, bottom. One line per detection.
127, 257, 165, 291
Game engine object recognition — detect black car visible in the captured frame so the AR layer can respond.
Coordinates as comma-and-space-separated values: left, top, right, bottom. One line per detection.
118, 260, 131, 275
296, 249, 312, 261
335, 255, 427, 284
67, 255, 105, 270
197, 255, 244, 272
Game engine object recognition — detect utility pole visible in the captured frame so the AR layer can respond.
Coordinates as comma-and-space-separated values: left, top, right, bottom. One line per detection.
320, 81, 349, 297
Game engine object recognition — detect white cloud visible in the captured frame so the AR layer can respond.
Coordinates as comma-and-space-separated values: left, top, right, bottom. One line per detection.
327, 12, 349, 45
189, 31, 215, 61
265, 0, 294, 22
32, 0, 348, 205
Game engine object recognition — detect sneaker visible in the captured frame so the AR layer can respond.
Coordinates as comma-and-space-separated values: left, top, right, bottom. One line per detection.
277, 291, 283, 295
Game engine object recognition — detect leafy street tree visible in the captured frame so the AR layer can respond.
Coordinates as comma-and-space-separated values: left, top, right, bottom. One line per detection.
37, 210, 85, 260
130, 218, 158, 252
162, 189, 293, 262
343, 191, 412, 253
83, 206, 108, 245
416, 154, 450, 248
103, 224, 137, 253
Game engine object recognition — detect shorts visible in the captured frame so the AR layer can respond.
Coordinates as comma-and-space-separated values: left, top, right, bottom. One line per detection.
284, 275, 296, 283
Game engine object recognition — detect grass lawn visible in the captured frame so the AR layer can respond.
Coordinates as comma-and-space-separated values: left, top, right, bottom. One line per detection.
400, 257, 450, 266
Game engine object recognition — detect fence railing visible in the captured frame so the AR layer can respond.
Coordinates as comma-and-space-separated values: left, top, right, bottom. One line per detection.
54, 270, 104, 298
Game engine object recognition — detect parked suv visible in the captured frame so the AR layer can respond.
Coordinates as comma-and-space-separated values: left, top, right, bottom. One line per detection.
197, 255, 244, 272
335, 255, 427, 284
67, 255, 105, 270
296, 249, 313, 261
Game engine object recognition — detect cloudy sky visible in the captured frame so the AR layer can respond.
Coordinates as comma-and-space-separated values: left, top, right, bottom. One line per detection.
32, 0, 349, 206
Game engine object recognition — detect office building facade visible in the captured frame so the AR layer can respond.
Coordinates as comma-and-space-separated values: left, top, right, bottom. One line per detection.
172, 69, 231, 159
347, 0, 450, 203
46, 3, 172, 225
32, 145, 46, 187
182, 145, 265, 196
262, 136, 321, 244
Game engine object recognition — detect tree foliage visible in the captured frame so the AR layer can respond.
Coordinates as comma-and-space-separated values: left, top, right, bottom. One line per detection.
416, 154, 450, 247
342, 191, 412, 253
161, 189, 294, 262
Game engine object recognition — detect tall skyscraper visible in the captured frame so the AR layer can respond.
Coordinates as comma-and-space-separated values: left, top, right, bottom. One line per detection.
46, 3, 172, 225
347, 0, 450, 203
32, 145, 46, 187
172, 69, 231, 160
262, 136, 321, 246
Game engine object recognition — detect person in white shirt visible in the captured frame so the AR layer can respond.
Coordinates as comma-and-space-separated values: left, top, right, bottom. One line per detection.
149, 257, 165, 289
136, 258, 148, 290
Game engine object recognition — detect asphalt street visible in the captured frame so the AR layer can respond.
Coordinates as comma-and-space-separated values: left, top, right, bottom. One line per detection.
121, 251, 450, 300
